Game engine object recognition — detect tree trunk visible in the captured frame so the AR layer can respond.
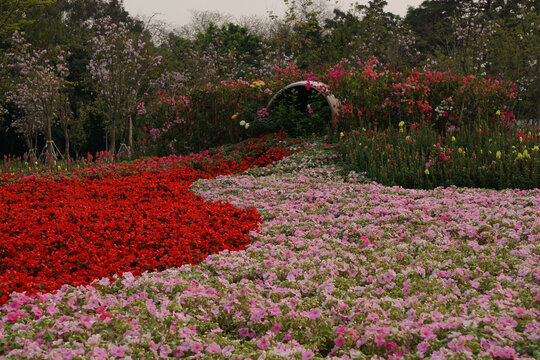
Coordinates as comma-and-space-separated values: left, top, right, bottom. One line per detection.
110, 118, 116, 154
128, 114, 133, 151
24, 137, 32, 152
64, 124, 70, 160
46, 116, 54, 158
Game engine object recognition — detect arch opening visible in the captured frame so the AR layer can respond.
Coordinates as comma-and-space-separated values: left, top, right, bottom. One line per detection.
263, 81, 340, 137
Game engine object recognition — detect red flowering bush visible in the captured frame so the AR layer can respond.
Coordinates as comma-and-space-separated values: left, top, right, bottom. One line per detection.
329, 58, 538, 190
0, 134, 297, 304
329, 57, 517, 133
138, 79, 276, 155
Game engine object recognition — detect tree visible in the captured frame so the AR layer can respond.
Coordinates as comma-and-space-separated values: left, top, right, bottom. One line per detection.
259, 0, 330, 69
405, 0, 496, 74
488, 0, 539, 120
279, 0, 332, 24
0, 0, 55, 38
56, 91, 73, 158
322, 1, 416, 68
176, 10, 233, 39
5, 32, 69, 157
404, 0, 460, 61
56, 0, 144, 32
237, 14, 272, 38
88, 16, 160, 153
401, 0, 538, 120
196, 22, 264, 77
0, 0, 149, 157
323, 8, 363, 63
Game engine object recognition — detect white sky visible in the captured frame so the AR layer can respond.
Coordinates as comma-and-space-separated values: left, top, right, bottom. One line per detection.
123, 0, 425, 29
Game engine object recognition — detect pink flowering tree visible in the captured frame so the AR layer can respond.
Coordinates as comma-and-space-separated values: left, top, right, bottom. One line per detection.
88, 17, 161, 153
5, 31, 69, 157
446, 0, 495, 74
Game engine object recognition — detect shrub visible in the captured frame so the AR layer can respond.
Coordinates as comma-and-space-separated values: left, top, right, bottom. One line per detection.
137, 79, 273, 155
137, 62, 337, 155
330, 58, 538, 189
331, 58, 518, 134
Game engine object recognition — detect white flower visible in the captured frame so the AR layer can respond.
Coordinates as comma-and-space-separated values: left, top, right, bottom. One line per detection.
245, 123, 250, 129
239, 120, 246, 126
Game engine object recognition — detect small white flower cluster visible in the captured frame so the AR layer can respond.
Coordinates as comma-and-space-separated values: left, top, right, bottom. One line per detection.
434, 97, 454, 119
239, 120, 250, 129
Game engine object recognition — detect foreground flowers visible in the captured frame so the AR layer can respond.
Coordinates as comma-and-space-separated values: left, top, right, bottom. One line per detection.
0, 134, 294, 305
1, 142, 539, 359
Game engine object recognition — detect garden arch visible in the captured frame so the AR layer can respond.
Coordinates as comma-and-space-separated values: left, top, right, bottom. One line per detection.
266, 81, 341, 121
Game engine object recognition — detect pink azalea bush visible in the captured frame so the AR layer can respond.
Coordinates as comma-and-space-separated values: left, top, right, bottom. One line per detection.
1, 142, 538, 359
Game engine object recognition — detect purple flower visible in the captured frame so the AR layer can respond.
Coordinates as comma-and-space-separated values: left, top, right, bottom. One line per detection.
190, 341, 203, 354
491, 346, 516, 359
420, 326, 435, 340
238, 328, 250, 337
108, 344, 128, 357
159, 344, 172, 358
222, 345, 235, 356
271, 322, 283, 333
257, 108, 269, 118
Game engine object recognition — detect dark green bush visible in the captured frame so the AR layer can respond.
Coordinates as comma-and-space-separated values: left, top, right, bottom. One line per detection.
252, 88, 331, 138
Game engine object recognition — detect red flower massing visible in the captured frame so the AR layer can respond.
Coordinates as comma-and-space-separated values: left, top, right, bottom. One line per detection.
0, 134, 296, 304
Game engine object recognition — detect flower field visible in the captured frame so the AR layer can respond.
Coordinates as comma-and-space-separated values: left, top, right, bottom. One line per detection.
0, 134, 295, 305
1, 140, 539, 359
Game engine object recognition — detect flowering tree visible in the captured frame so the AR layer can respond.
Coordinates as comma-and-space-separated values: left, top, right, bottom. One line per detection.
88, 16, 161, 153
5, 32, 69, 156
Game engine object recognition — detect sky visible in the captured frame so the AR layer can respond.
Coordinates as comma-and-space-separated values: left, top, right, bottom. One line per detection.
122, 0, 425, 29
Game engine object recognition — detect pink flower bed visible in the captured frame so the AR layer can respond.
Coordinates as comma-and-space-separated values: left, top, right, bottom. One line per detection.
1, 143, 539, 359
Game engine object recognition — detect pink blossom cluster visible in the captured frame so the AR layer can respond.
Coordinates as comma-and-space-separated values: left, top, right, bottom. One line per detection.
87, 16, 161, 126
257, 107, 270, 118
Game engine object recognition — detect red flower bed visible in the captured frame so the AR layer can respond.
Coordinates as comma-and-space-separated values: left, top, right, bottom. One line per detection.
0, 135, 296, 304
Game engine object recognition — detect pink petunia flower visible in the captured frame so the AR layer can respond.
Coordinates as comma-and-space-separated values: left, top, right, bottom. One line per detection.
305, 308, 322, 320
257, 337, 270, 350
334, 335, 346, 347
417, 341, 429, 354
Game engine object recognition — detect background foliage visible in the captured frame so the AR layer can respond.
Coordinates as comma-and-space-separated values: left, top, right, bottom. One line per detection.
0, 0, 538, 168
